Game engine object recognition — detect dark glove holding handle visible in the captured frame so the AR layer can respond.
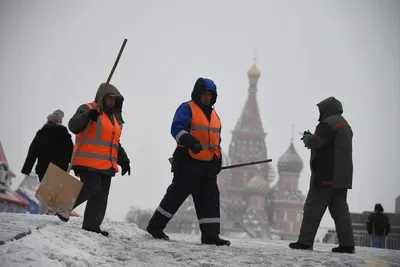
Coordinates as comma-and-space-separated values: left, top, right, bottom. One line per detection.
301, 130, 312, 140
88, 109, 100, 121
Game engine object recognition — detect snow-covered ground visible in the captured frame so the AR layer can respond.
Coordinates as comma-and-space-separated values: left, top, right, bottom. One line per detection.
0, 213, 399, 267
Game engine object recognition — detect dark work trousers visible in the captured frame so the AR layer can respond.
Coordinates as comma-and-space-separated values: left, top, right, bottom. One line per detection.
298, 186, 354, 247
147, 175, 221, 237
73, 171, 112, 230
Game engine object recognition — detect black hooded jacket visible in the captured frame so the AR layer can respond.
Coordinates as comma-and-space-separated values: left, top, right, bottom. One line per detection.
367, 204, 391, 236
305, 97, 353, 189
21, 123, 74, 181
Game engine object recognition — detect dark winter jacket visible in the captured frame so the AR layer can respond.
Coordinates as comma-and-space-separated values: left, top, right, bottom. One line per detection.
303, 97, 353, 189
367, 204, 390, 236
68, 83, 130, 176
21, 123, 74, 181
170, 78, 222, 180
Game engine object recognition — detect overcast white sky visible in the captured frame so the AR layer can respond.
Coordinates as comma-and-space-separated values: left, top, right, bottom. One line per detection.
1, 0, 399, 228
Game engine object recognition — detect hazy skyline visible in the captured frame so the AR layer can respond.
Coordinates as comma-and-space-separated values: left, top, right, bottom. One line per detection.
1, 0, 399, 228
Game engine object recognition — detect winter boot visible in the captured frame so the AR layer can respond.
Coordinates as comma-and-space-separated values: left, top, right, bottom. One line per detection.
55, 207, 71, 222
146, 225, 170, 240
56, 213, 69, 222
201, 235, 231, 246
82, 227, 109, 237
332, 245, 355, 254
289, 241, 313, 250
146, 210, 170, 240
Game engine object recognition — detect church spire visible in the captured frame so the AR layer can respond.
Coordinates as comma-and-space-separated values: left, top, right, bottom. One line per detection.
229, 56, 267, 165
291, 124, 295, 142
247, 49, 261, 79
232, 57, 265, 135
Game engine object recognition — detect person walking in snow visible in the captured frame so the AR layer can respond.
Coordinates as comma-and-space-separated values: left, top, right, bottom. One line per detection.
21, 110, 73, 182
61, 83, 131, 237
21, 109, 74, 214
146, 77, 230, 246
289, 96, 355, 254
367, 203, 390, 248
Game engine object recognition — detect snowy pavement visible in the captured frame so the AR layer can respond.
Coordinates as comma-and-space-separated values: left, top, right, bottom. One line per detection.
0, 213, 399, 267
0, 213, 59, 245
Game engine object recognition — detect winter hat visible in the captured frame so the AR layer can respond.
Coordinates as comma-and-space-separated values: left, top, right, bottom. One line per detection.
47, 109, 64, 124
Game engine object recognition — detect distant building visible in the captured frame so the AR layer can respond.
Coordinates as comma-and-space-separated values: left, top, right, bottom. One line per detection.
0, 141, 30, 213
221, 60, 274, 238
270, 138, 305, 240
396, 195, 400, 214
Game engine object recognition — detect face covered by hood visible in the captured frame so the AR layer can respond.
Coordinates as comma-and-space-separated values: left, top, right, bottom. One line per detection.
94, 83, 125, 124
374, 203, 384, 213
191, 77, 218, 108
317, 96, 343, 121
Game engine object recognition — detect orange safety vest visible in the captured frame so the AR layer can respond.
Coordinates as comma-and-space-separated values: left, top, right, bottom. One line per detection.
179, 101, 221, 161
72, 102, 122, 172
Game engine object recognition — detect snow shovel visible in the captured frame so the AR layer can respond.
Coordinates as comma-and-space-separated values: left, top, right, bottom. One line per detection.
35, 39, 128, 218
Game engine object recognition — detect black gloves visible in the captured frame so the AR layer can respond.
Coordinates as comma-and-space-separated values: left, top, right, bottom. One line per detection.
179, 133, 203, 154
191, 143, 203, 154
301, 130, 311, 140
121, 162, 131, 176
88, 109, 100, 121
301, 130, 313, 149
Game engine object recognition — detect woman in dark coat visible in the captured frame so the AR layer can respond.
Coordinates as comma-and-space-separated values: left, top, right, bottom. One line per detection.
21, 110, 74, 182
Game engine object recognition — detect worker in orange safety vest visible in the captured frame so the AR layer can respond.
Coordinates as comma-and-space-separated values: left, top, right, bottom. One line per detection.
58, 83, 130, 237
146, 77, 230, 246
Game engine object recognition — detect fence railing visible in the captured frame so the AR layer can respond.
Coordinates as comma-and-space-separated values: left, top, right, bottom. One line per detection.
316, 226, 400, 250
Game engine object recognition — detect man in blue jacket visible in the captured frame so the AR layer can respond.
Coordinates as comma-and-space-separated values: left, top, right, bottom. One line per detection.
146, 77, 230, 246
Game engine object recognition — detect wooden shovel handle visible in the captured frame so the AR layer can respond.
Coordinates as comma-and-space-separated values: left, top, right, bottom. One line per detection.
106, 38, 127, 84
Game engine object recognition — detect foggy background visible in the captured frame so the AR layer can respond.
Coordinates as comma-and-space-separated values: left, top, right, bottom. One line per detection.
0, 0, 399, 228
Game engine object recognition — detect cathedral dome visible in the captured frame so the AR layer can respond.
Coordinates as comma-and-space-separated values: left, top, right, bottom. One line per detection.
245, 172, 270, 196
247, 63, 261, 78
277, 142, 303, 173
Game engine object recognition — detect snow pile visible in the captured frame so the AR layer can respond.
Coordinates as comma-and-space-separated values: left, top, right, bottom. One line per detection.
0, 213, 59, 245
0, 213, 400, 267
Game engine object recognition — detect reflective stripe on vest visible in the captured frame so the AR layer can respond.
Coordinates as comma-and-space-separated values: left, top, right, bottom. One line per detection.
72, 102, 122, 172
178, 101, 221, 161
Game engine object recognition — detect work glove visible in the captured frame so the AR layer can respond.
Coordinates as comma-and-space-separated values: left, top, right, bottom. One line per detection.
88, 109, 100, 121
300, 130, 312, 140
301, 130, 313, 149
190, 143, 203, 154
121, 162, 131, 176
